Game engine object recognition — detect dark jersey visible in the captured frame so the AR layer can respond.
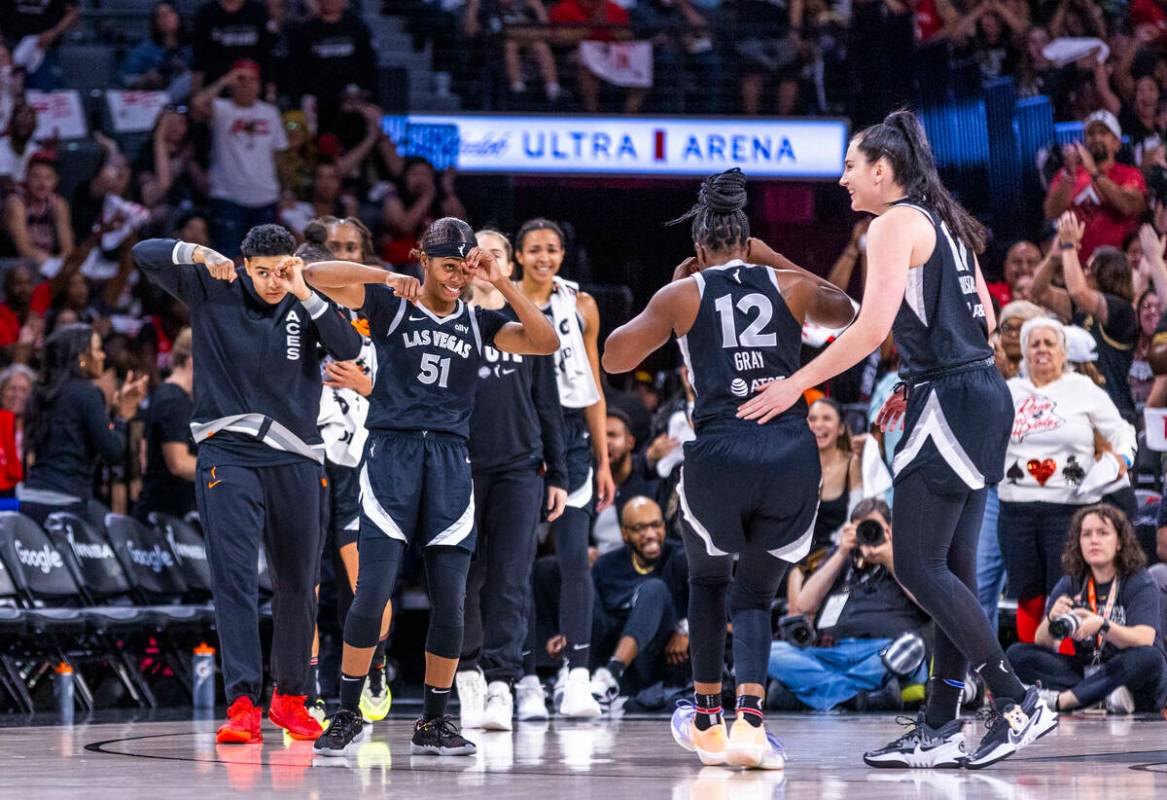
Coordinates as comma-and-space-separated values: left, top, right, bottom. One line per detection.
891, 200, 993, 378
677, 260, 805, 431
362, 286, 509, 439
136, 382, 196, 520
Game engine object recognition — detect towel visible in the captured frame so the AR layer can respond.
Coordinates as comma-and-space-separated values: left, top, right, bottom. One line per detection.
549, 276, 600, 409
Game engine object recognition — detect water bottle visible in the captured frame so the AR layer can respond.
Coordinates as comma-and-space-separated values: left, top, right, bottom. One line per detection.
54, 662, 74, 725
193, 643, 216, 715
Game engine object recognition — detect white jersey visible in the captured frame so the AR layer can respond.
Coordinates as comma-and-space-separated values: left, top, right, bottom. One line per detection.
317, 312, 376, 467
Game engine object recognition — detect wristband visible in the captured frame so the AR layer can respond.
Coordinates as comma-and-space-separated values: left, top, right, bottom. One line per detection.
1100, 618, 1112, 636
301, 291, 328, 319
172, 240, 199, 265
1059, 241, 1076, 250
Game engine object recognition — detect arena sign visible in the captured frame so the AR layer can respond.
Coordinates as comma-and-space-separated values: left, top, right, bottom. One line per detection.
383, 114, 848, 179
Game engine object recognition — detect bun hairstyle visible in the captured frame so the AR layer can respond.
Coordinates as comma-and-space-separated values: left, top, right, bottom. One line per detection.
857, 110, 987, 255
669, 167, 750, 252
307, 215, 377, 265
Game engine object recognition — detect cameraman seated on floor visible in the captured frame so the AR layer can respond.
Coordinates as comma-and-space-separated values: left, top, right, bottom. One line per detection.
535, 496, 689, 708
766, 498, 931, 711
1006, 504, 1167, 714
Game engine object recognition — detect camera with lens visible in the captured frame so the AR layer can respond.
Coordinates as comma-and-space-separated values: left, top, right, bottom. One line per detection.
1049, 602, 1088, 639
778, 614, 817, 649
855, 519, 886, 547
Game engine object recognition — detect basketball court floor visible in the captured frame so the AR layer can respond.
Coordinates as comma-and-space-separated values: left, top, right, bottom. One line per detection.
1, 711, 1164, 799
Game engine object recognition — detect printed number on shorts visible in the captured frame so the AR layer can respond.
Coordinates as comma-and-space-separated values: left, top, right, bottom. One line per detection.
714, 293, 776, 349
418, 352, 451, 388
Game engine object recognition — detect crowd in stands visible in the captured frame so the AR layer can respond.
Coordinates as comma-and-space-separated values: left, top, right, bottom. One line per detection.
0, 0, 1163, 718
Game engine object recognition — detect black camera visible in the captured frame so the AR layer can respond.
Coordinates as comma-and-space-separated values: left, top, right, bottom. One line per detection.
1049, 602, 1087, 639
856, 519, 886, 547
778, 615, 816, 649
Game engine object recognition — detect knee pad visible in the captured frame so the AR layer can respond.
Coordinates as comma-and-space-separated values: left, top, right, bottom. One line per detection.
344, 610, 384, 649
426, 620, 464, 660
728, 579, 772, 615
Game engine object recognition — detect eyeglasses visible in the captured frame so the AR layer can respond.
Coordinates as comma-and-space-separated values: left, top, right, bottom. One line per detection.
1001, 321, 1023, 334
623, 520, 665, 534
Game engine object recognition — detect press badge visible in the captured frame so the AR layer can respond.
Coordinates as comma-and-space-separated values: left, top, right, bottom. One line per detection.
819, 591, 849, 629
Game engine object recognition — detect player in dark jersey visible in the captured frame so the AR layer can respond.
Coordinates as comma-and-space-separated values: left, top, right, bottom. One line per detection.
737, 110, 1058, 769
304, 217, 559, 758
456, 228, 568, 731
604, 168, 855, 769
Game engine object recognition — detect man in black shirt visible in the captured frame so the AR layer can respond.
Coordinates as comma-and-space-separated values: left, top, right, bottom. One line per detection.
191, 0, 273, 93
0, 1, 78, 90
767, 499, 930, 711
135, 328, 196, 523
289, 0, 376, 136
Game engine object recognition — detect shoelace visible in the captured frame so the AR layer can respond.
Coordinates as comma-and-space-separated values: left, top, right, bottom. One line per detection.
420, 715, 462, 741
888, 714, 926, 747
976, 706, 1004, 734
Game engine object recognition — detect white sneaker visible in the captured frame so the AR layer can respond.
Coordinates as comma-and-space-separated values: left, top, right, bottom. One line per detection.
559, 667, 602, 719
589, 666, 620, 709
1106, 685, 1135, 715
483, 681, 514, 731
516, 675, 548, 721
455, 668, 487, 730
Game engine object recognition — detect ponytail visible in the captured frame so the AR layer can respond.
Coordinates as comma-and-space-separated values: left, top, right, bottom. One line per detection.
858, 110, 987, 254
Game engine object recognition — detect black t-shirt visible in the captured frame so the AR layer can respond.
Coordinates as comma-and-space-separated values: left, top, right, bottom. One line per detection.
136, 382, 196, 521
591, 539, 688, 616
191, 0, 272, 84
289, 12, 375, 103
1045, 570, 1166, 663
0, 0, 73, 40
1119, 107, 1161, 166
1075, 293, 1137, 422
816, 554, 930, 643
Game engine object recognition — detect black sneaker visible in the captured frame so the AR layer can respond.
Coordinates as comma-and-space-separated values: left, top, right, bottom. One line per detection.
964, 686, 1058, 770
313, 708, 369, 757
853, 677, 904, 712
863, 711, 967, 769
410, 715, 477, 756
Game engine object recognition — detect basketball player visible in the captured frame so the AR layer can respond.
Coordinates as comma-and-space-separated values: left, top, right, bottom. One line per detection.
516, 218, 615, 718
603, 168, 856, 769
457, 228, 569, 731
132, 225, 363, 744
305, 218, 559, 757
736, 110, 1059, 768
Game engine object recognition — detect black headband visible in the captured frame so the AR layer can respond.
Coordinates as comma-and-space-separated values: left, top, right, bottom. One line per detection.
425, 240, 474, 259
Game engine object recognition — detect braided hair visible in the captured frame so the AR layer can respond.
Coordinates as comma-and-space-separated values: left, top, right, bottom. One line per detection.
857, 110, 987, 254
669, 168, 750, 252
25, 323, 94, 461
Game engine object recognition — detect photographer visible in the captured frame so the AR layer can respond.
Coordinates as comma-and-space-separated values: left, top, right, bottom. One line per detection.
766, 498, 930, 711
1007, 504, 1167, 714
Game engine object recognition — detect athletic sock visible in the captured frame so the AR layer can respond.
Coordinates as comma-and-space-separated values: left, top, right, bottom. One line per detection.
925, 677, 964, 728
308, 657, 320, 697
371, 638, 387, 671
423, 683, 452, 721
975, 655, 1027, 705
606, 659, 626, 684
567, 643, 590, 669
339, 673, 363, 712
736, 694, 764, 728
693, 691, 723, 731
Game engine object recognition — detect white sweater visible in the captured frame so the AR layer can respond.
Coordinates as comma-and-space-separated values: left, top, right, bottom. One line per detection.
999, 373, 1136, 505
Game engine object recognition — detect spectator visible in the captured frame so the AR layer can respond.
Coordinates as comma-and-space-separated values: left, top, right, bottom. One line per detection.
949, 0, 1027, 82
0, 264, 45, 365
0, 102, 41, 189
1103, 75, 1162, 168
276, 110, 316, 200
987, 240, 1041, 307
999, 317, 1136, 644
1131, 289, 1160, 414
0, 364, 30, 497
1007, 504, 1167, 714
549, 0, 644, 113
290, 0, 376, 136
539, 496, 689, 705
279, 160, 358, 236
1, 156, 74, 272
768, 498, 930, 711
380, 157, 466, 268
19, 324, 146, 525
0, 41, 24, 135
1043, 110, 1147, 262
733, 0, 806, 115
631, 0, 719, 113
174, 209, 211, 247
190, 0, 273, 93
995, 299, 1046, 380
808, 397, 862, 556
135, 327, 196, 523
69, 134, 150, 288
592, 408, 663, 554
0, 0, 79, 91
135, 107, 209, 229
193, 61, 288, 258
1016, 26, 1061, 100
114, 2, 194, 102
465, 0, 562, 104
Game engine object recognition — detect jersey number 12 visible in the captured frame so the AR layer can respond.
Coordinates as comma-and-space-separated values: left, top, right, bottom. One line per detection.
714, 293, 777, 349
418, 353, 451, 388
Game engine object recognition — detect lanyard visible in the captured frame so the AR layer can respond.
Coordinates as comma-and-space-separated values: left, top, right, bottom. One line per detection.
1086, 576, 1118, 653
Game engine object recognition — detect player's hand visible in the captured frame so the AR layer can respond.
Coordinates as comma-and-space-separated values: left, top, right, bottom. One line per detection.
113, 370, 149, 419
671, 256, 699, 282
594, 463, 616, 512
274, 256, 312, 300
737, 377, 803, 424
195, 245, 236, 282
324, 360, 373, 397
874, 385, 907, 432
384, 272, 421, 301
546, 634, 566, 658
546, 485, 568, 523
665, 632, 690, 665
463, 246, 502, 284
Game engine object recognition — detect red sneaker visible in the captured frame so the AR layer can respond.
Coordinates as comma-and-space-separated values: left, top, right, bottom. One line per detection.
269, 689, 324, 741
216, 696, 263, 744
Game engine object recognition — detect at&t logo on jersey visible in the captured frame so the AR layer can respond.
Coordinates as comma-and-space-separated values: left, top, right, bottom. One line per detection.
730, 378, 749, 398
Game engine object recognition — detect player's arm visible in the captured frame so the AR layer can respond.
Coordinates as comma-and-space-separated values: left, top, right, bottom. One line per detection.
577, 290, 616, 509
302, 259, 421, 311
602, 280, 696, 374
472, 248, 558, 355
132, 238, 233, 302
747, 237, 855, 328
973, 255, 998, 336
